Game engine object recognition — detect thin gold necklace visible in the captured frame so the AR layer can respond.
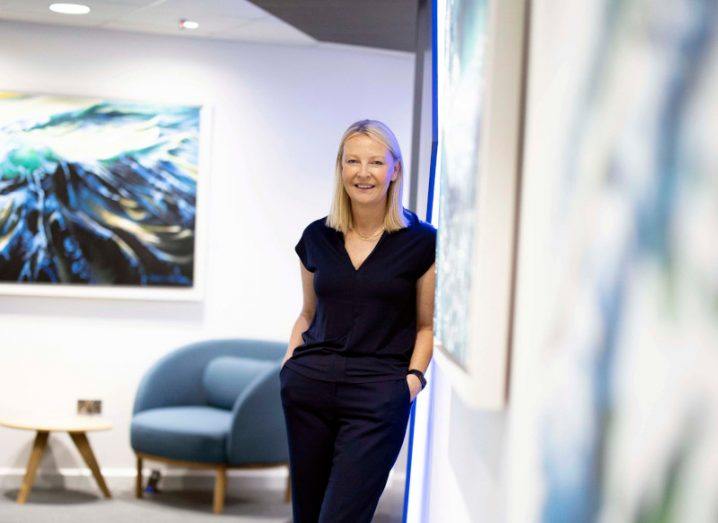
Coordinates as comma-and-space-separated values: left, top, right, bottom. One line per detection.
350, 225, 385, 241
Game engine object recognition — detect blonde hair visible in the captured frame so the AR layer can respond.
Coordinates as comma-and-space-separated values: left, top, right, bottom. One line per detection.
326, 119, 409, 234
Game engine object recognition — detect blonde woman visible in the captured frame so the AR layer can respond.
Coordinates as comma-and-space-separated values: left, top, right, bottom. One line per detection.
280, 119, 436, 522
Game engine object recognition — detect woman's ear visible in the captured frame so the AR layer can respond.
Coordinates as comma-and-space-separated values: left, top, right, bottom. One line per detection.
391, 161, 400, 181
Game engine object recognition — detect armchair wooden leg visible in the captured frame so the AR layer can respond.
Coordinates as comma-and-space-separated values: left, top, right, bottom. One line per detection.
135, 455, 143, 498
284, 467, 291, 503
213, 465, 227, 514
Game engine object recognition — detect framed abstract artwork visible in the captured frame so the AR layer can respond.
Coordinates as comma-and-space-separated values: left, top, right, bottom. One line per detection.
431, 0, 527, 409
0, 91, 211, 300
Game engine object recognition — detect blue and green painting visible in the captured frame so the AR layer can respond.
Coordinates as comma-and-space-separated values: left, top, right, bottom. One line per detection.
434, 0, 489, 370
0, 92, 200, 287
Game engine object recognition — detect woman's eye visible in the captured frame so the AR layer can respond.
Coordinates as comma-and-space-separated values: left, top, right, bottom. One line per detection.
373, 161, 384, 165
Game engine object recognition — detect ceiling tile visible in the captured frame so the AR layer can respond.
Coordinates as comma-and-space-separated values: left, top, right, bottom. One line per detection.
0, 0, 322, 46
219, 17, 315, 45
105, 10, 257, 34
139, 0, 269, 20
101, 20, 237, 38
0, 1, 134, 25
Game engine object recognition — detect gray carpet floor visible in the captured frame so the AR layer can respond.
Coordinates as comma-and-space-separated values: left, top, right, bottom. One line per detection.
0, 484, 404, 522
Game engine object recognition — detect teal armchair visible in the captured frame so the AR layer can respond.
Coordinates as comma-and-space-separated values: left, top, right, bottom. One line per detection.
130, 338, 288, 513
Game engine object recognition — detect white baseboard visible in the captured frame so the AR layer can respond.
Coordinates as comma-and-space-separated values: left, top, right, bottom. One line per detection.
0, 466, 288, 494
0, 466, 406, 493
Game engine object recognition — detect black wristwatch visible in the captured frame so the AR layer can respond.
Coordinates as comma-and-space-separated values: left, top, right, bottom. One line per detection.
407, 369, 426, 389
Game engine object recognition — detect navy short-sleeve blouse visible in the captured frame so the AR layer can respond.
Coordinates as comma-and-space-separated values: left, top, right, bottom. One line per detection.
283, 207, 437, 383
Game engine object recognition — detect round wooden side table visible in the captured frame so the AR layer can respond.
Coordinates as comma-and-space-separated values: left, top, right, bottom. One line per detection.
0, 415, 113, 503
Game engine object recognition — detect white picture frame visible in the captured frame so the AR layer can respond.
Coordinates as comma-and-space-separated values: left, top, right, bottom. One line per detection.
0, 89, 213, 302
432, 0, 528, 410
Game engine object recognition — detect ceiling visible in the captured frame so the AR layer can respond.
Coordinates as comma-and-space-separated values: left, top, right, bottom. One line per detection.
0, 0, 316, 46
0, 0, 417, 52
248, 0, 418, 52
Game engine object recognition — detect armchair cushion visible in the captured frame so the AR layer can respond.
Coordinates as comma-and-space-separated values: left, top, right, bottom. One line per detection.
202, 356, 275, 410
131, 406, 232, 463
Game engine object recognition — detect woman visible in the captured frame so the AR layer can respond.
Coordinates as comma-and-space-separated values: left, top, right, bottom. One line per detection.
280, 119, 437, 523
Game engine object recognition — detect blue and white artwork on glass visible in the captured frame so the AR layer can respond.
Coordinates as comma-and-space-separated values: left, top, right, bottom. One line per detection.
434, 0, 489, 370
0, 92, 203, 296
510, 0, 718, 520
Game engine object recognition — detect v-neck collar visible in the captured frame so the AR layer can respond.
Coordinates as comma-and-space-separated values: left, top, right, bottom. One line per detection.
338, 228, 387, 273
326, 208, 417, 273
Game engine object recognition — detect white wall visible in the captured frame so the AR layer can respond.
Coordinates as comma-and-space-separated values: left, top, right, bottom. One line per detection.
423, 366, 508, 522
0, 20, 415, 483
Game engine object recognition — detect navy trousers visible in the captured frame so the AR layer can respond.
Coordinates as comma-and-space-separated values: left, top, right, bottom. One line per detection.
279, 365, 413, 523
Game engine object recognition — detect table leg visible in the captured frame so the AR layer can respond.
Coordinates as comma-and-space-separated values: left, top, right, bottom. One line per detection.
17, 430, 49, 504
69, 431, 112, 498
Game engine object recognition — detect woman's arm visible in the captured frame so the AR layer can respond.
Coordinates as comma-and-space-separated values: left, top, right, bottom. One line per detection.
407, 262, 436, 397
282, 261, 317, 366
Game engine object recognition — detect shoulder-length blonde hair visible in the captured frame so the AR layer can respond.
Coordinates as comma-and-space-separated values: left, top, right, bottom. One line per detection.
325, 119, 409, 234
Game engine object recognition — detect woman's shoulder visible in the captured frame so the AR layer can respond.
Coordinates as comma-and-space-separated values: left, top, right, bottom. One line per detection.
403, 208, 436, 238
301, 215, 332, 237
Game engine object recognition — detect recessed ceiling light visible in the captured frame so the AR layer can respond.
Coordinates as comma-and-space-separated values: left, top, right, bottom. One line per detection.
179, 19, 199, 30
49, 3, 91, 15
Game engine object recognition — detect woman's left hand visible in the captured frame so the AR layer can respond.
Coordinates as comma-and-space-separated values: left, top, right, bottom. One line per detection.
406, 374, 423, 402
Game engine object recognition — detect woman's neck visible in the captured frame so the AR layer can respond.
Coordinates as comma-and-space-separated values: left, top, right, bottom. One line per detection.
350, 202, 386, 233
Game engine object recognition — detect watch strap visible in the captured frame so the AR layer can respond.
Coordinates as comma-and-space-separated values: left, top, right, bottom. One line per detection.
407, 369, 427, 389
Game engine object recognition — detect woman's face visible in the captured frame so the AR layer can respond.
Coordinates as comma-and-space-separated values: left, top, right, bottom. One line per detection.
341, 134, 399, 206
